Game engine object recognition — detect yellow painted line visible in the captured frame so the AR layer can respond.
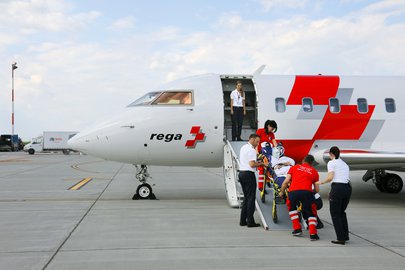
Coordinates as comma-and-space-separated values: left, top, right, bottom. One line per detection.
0, 158, 29, 163
68, 177, 93, 190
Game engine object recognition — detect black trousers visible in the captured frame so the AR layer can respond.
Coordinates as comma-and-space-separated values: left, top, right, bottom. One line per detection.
231, 107, 244, 140
329, 183, 352, 241
239, 171, 257, 225
288, 190, 316, 219
302, 196, 323, 224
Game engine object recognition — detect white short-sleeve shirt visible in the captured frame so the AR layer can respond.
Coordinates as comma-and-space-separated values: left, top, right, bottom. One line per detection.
239, 143, 257, 172
230, 89, 244, 107
327, 158, 350, 183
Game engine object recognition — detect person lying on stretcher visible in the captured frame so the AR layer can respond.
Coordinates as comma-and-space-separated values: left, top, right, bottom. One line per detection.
271, 143, 295, 187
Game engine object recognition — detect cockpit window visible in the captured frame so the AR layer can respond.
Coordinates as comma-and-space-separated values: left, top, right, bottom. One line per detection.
152, 91, 193, 105
127, 92, 162, 107
127, 91, 193, 107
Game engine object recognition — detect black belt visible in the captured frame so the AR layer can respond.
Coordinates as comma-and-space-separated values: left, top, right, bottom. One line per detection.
332, 182, 350, 185
239, 170, 255, 173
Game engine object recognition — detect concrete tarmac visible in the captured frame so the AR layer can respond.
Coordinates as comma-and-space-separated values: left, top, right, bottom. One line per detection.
1, 152, 405, 269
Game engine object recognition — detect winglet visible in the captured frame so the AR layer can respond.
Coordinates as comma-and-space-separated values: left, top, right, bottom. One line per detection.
253, 65, 266, 76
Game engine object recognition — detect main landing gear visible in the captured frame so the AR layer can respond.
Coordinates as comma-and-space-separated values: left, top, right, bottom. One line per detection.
132, 165, 157, 200
363, 169, 404, 193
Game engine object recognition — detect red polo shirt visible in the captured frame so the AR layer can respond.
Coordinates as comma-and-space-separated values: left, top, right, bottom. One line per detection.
256, 128, 275, 152
287, 163, 319, 192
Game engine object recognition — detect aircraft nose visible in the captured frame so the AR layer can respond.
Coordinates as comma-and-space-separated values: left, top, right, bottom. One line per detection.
68, 133, 88, 153
67, 109, 135, 158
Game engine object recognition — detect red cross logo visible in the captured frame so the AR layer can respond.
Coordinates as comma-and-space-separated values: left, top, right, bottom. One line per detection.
282, 75, 376, 162
185, 126, 205, 148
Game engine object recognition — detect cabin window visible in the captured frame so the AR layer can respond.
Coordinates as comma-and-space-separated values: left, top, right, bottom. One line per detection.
127, 91, 162, 106
275, 97, 286, 112
385, 98, 396, 113
152, 91, 193, 105
357, 98, 368, 113
329, 98, 340, 113
302, 98, 313, 112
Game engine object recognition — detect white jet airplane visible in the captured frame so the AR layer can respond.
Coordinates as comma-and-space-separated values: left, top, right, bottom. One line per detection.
68, 66, 405, 202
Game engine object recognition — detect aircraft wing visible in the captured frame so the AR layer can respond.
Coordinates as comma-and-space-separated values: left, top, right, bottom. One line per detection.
322, 150, 405, 171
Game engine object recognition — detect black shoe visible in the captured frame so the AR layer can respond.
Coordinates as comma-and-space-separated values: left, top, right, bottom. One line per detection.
331, 240, 345, 245
292, 229, 302, 236
237, 137, 243, 141
247, 223, 260, 227
310, 234, 320, 241
240, 222, 247, 226
345, 236, 350, 241
316, 223, 324, 229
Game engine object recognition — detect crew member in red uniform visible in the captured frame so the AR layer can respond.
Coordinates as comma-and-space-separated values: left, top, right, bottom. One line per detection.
256, 120, 278, 190
279, 155, 320, 241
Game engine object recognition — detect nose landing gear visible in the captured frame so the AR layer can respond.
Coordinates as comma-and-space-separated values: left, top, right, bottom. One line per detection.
132, 165, 157, 200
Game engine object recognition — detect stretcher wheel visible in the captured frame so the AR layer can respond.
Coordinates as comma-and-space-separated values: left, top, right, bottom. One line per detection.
274, 195, 286, 205
272, 202, 278, 223
260, 189, 266, 203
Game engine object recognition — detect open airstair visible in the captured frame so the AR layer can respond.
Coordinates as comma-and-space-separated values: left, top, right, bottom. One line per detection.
223, 140, 291, 230
223, 141, 245, 208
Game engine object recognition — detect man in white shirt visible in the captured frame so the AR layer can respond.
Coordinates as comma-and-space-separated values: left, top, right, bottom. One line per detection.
239, 134, 263, 227
230, 81, 246, 141
319, 146, 351, 245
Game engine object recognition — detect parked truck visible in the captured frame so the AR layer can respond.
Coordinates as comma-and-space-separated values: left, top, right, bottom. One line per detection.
24, 131, 78, 155
0, 134, 21, 152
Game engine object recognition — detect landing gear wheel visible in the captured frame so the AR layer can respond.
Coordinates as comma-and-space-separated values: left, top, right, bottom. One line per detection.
132, 165, 157, 200
133, 183, 157, 200
375, 181, 386, 192
138, 183, 152, 199
383, 173, 403, 194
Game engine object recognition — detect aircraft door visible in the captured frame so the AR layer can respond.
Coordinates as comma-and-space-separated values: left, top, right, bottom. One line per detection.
221, 76, 258, 141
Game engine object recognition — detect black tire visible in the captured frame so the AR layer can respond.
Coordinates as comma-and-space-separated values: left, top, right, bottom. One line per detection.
62, 149, 70, 155
28, 149, 35, 155
383, 173, 403, 194
136, 183, 153, 199
375, 181, 386, 192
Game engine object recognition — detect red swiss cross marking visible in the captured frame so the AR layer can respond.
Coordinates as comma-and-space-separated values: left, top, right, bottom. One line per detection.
185, 126, 205, 148
282, 75, 376, 162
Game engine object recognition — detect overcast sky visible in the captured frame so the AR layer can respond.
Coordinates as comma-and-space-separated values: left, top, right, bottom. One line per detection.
1, 0, 405, 140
